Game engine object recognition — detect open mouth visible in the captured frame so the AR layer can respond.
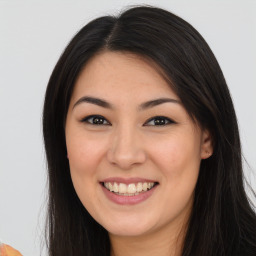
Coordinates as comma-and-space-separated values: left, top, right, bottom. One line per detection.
100, 181, 159, 196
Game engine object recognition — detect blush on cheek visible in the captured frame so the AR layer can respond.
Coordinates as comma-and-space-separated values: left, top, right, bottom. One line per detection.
69, 158, 94, 177
68, 143, 104, 176
156, 144, 181, 165
157, 144, 198, 181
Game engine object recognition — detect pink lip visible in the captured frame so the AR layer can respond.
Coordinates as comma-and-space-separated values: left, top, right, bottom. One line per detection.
101, 177, 157, 185
100, 182, 158, 205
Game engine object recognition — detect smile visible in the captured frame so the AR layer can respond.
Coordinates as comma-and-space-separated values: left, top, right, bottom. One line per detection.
100, 178, 159, 205
103, 182, 157, 196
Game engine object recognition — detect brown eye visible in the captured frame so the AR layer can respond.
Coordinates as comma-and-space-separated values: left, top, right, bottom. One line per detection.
81, 115, 110, 125
144, 116, 175, 126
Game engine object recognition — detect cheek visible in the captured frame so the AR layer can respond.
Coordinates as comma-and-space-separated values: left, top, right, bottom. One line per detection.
149, 132, 202, 179
148, 135, 201, 222
66, 134, 106, 176
66, 131, 111, 207
66, 135, 105, 209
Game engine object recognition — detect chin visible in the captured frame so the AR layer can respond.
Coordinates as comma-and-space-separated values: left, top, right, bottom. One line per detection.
102, 217, 155, 237
108, 226, 150, 237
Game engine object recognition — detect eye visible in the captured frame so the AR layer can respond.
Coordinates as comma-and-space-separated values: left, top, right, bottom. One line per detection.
81, 115, 110, 125
144, 116, 175, 126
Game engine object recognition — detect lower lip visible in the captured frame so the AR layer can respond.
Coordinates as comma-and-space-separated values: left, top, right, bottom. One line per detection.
101, 184, 158, 205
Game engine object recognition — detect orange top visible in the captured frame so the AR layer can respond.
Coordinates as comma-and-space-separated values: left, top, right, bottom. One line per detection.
0, 244, 22, 256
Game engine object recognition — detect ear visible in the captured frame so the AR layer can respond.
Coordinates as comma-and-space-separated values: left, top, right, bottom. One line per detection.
200, 129, 213, 159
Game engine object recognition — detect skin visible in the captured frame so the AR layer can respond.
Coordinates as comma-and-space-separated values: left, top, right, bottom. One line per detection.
65, 51, 212, 256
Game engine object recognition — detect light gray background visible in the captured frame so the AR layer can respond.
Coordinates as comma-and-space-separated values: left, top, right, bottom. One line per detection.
0, 0, 255, 255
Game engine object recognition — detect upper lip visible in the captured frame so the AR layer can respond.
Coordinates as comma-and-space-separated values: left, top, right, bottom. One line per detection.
100, 177, 158, 185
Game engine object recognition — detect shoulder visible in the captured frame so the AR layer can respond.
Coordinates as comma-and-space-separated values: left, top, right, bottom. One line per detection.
0, 242, 22, 256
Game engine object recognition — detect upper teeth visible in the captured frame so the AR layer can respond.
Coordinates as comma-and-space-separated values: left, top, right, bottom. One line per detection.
104, 182, 155, 194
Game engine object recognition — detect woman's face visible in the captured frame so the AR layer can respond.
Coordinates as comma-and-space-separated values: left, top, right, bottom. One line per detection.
65, 51, 212, 237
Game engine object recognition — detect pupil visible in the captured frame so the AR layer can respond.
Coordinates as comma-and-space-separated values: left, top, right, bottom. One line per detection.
154, 118, 165, 125
93, 117, 104, 124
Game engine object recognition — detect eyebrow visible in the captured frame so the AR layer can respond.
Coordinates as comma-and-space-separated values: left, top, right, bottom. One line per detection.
72, 96, 180, 110
139, 97, 180, 110
73, 96, 112, 109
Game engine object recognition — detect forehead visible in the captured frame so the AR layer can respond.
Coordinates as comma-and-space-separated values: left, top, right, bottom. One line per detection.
71, 51, 178, 103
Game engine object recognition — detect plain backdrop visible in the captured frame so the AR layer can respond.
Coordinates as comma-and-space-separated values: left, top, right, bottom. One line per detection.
0, 0, 255, 255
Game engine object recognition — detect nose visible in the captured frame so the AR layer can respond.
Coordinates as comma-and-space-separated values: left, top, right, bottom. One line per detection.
107, 125, 147, 170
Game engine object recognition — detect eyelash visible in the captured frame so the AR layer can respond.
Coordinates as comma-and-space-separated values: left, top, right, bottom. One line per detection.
81, 115, 175, 126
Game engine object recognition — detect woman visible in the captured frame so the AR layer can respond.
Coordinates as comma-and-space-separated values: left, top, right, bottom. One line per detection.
43, 6, 256, 256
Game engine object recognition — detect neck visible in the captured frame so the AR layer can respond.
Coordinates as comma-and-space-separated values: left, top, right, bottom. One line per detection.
109, 216, 188, 256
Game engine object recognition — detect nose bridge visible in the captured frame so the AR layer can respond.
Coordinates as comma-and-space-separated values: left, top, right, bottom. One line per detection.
107, 121, 146, 169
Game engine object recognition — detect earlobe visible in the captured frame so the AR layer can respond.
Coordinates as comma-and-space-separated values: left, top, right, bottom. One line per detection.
202, 150, 212, 159
201, 130, 213, 159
